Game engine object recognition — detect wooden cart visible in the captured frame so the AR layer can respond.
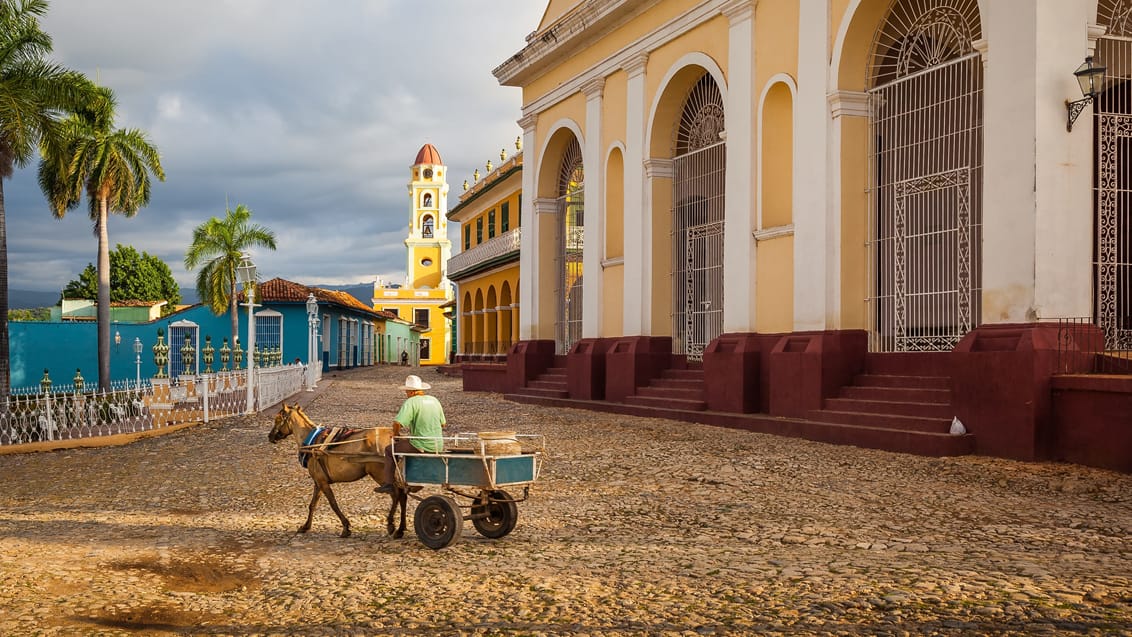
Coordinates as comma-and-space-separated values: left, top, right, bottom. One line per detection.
393, 433, 544, 550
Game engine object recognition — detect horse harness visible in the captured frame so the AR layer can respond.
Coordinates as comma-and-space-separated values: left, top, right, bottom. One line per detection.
298, 426, 362, 468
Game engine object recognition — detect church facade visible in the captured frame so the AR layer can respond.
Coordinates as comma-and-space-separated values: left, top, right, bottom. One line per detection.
373, 144, 454, 366
476, 0, 1132, 471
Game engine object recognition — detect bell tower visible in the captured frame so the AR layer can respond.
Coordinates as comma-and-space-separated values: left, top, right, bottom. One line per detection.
405, 143, 451, 289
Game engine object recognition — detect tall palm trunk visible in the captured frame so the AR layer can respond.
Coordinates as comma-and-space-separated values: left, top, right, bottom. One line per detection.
0, 180, 9, 401
97, 197, 111, 391
230, 277, 239, 352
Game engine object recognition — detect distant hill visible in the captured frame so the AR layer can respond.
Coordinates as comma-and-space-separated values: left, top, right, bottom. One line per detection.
9, 289, 59, 309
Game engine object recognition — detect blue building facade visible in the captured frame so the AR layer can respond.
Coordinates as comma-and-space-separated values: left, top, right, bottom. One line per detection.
9, 278, 419, 391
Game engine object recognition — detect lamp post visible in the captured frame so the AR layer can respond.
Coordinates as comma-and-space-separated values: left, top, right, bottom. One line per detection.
133, 337, 143, 389
236, 253, 258, 414
306, 293, 319, 391
1067, 55, 1107, 132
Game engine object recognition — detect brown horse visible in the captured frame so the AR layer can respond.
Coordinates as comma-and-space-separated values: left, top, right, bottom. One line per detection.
269, 404, 406, 538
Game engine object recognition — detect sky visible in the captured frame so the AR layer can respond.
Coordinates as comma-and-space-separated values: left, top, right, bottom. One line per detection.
4, 0, 547, 293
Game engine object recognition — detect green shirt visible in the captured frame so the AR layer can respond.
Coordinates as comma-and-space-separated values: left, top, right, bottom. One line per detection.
394, 394, 446, 453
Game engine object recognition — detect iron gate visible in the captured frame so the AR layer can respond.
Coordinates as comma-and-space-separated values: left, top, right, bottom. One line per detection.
555, 138, 584, 355
671, 73, 726, 361
867, 29, 983, 352
1095, 25, 1132, 350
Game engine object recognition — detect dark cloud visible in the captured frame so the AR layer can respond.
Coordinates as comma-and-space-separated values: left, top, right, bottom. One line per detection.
6, 0, 541, 292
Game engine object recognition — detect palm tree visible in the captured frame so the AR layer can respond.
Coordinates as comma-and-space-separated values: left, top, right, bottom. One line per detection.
38, 88, 165, 391
0, 0, 100, 396
184, 204, 277, 346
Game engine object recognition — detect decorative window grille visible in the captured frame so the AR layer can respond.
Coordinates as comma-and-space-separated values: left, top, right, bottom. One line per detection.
168, 320, 199, 377
1095, 0, 1132, 349
555, 138, 584, 355
671, 72, 726, 361
866, 0, 983, 352
255, 310, 282, 364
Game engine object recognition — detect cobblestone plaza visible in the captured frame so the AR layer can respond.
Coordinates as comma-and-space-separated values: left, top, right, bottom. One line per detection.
0, 365, 1128, 635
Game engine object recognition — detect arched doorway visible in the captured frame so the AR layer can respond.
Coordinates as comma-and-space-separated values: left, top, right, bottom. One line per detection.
556, 138, 584, 354
672, 72, 726, 361
1095, 0, 1132, 349
867, 0, 983, 352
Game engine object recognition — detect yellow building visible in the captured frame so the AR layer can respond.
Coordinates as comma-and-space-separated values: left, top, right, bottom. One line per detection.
373, 143, 454, 365
473, 0, 1132, 467
447, 143, 523, 360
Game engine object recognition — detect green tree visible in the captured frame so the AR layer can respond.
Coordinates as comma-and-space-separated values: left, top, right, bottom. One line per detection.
184, 204, 276, 345
38, 88, 165, 391
0, 0, 101, 396
62, 244, 180, 314
8, 307, 49, 321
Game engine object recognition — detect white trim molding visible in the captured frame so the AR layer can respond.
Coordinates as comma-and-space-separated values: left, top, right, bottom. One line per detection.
753, 224, 795, 242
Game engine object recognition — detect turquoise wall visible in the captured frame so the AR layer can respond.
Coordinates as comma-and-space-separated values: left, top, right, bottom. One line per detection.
9, 300, 391, 391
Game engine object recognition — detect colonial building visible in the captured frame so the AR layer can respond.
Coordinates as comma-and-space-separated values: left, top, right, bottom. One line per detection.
447, 142, 523, 361
373, 143, 454, 366
469, 0, 1132, 472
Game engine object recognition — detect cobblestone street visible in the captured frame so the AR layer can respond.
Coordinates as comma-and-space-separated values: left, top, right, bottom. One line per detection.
0, 364, 1129, 636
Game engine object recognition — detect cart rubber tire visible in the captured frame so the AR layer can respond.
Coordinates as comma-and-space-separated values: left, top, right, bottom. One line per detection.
414, 495, 462, 550
471, 489, 518, 539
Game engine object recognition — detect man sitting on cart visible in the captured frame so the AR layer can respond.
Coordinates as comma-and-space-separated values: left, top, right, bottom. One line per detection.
375, 374, 446, 494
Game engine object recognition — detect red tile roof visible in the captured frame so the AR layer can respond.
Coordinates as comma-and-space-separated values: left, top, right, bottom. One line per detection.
414, 143, 443, 166
255, 278, 381, 317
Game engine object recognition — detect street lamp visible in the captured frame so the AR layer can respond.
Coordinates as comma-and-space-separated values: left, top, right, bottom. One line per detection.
306, 292, 319, 391
236, 253, 258, 414
133, 337, 143, 389
1067, 55, 1107, 132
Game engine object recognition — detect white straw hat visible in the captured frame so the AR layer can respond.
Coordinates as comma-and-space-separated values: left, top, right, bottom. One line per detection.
400, 374, 431, 391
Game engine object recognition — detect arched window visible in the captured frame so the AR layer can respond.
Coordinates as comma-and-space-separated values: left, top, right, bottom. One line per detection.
422, 215, 434, 238
672, 72, 725, 361
867, 0, 983, 352
556, 138, 584, 354
422, 193, 433, 208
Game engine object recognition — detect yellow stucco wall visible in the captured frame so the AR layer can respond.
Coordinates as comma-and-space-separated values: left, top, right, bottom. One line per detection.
605, 147, 624, 259
650, 178, 672, 336
761, 82, 793, 229
602, 70, 627, 153
840, 116, 869, 330
756, 236, 794, 333
526, 0, 717, 107
755, 1, 800, 86
601, 263, 624, 338
373, 295, 449, 366
408, 245, 443, 289
455, 265, 519, 354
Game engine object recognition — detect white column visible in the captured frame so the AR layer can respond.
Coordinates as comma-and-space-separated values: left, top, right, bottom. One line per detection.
582, 77, 605, 339
622, 53, 649, 336
723, 1, 755, 332
1032, 11, 1101, 319
794, 0, 833, 331
518, 113, 539, 340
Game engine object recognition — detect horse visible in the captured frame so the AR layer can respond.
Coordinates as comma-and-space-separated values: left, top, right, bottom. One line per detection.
269, 403, 407, 539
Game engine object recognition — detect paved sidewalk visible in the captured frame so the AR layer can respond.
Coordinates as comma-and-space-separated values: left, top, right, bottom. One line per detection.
0, 364, 1128, 636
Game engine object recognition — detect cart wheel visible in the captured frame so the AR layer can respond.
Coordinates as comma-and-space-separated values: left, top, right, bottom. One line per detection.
471, 489, 518, 539
414, 495, 462, 550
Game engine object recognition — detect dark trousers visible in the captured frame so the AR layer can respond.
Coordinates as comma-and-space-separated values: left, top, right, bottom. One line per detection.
383, 438, 417, 485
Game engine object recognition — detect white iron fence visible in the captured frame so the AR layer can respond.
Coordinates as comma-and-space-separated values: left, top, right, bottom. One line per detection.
0, 365, 306, 448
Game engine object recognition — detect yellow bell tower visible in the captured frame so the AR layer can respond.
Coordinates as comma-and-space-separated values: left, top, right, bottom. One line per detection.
406, 143, 451, 288
373, 143, 455, 365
